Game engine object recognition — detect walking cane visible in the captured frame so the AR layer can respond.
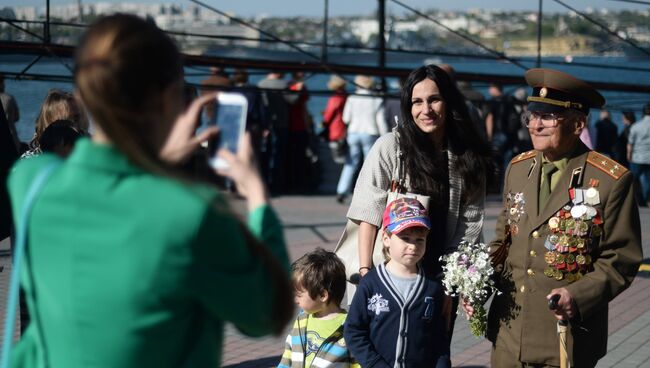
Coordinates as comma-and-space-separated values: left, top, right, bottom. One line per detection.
549, 294, 571, 368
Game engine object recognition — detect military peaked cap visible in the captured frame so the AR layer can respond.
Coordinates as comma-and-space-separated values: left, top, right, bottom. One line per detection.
525, 68, 605, 114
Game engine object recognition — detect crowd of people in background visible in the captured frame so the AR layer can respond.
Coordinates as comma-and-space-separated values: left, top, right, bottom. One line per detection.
2, 66, 650, 208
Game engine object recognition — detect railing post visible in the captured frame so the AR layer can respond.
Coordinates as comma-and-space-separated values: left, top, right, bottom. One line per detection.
45, 0, 51, 43
537, 0, 543, 68
378, 0, 386, 92
321, 0, 328, 63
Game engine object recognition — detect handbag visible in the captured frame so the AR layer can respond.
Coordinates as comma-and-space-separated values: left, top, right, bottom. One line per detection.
1, 160, 61, 368
334, 136, 430, 287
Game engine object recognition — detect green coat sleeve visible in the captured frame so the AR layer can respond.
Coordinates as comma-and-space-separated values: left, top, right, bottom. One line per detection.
190, 200, 291, 337
8, 155, 61, 221
247, 204, 291, 275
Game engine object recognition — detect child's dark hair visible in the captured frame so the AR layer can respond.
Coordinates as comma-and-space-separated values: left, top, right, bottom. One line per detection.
292, 248, 346, 306
39, 119, 82, 154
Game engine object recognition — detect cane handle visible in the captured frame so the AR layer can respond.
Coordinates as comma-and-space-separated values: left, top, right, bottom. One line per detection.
549, 294, 561, 310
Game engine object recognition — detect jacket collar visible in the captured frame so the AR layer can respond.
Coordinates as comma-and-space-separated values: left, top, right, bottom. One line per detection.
532, 141, 590, 228
67, 138, 143, 174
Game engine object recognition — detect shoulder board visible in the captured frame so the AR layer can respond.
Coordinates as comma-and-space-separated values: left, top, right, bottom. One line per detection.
510, 150, 537, 164
586, 151, 628, 180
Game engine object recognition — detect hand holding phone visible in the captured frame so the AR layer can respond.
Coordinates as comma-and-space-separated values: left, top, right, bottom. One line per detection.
215, 133, 269, 211
208, 92, 248, 170
160, 93, 219, 164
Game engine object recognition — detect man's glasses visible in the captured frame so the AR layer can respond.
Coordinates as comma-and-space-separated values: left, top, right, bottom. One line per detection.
521, 111, 565, 128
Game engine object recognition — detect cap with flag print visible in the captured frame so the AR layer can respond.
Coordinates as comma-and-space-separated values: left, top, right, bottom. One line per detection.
382, 197, 431, 235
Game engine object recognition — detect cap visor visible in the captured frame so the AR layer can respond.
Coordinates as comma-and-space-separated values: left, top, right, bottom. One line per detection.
387, 220, 431, 235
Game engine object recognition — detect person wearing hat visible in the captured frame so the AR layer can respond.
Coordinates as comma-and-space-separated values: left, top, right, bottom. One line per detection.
335, 75, 387, 203
322, 75, 348, 164
479, 68, 643, 367
345, 197, 451, 368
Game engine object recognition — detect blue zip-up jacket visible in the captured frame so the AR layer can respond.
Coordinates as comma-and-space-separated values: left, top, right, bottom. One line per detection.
344, 263, 451, 368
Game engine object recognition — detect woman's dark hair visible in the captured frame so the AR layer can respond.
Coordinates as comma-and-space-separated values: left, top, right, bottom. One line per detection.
398, 65, 495, 201
75, 13, 183, 173
39, 119, 82, 153
30, 89, 86, 150
622, 111, 636, 125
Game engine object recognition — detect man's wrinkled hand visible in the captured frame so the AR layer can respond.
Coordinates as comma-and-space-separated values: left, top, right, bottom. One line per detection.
547, 288, 577, 321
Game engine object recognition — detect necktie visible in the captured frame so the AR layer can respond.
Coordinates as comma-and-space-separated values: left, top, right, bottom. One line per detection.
539, 162, 558, 210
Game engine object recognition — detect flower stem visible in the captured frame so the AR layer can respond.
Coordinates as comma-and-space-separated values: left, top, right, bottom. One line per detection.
469, 304, 487, 337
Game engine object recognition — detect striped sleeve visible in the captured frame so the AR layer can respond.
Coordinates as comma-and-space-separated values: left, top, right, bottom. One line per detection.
277, 333, 293, 368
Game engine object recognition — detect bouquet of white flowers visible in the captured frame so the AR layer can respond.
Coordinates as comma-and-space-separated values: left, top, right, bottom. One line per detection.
440, 241, 499, 337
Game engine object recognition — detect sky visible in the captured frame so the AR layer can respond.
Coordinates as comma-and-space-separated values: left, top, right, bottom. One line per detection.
2, 0, 649, 17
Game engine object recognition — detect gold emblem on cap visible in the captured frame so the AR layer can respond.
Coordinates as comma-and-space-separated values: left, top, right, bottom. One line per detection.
540, 87, 548, 98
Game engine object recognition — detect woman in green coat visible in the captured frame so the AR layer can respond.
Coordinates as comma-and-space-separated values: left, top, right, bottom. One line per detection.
7, 14, 293, 367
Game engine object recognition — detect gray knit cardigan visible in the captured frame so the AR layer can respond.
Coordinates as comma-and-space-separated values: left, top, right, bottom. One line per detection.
346, 131, 485, 253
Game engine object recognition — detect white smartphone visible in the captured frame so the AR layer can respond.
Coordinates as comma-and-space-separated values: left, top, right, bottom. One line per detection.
207, 92, 248, 170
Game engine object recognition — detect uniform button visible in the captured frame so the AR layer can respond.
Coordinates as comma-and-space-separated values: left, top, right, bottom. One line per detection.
527, 269, 535, 276
530, 250, 537, 257
532, 231, 540, 238
520, 285, 526, 293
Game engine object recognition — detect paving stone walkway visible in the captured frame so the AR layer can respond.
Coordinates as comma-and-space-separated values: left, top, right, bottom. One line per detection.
1, 195, 648, 367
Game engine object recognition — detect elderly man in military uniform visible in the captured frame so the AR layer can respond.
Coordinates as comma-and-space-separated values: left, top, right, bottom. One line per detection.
482, 68, 643, 368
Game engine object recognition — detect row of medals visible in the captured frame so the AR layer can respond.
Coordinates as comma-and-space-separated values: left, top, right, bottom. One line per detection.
543, 205, 601, 283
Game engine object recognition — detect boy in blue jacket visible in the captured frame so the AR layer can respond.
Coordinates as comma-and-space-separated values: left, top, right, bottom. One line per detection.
344, 197, 451, 368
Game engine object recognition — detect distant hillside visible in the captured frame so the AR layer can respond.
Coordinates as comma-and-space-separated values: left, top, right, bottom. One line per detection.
497, 36, 601, 57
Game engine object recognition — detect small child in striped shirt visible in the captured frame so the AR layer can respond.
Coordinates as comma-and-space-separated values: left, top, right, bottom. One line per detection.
277, 248, 360, 368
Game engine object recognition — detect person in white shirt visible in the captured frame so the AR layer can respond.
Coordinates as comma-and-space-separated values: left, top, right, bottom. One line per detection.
336, 75, 387, 203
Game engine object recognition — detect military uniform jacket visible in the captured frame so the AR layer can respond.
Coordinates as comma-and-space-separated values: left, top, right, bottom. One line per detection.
487, 142, 642, 366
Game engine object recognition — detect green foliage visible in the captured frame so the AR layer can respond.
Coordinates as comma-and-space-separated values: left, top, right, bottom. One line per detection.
470, 304, 488, 338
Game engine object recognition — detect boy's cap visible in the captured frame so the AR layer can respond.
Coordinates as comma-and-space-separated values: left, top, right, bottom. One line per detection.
383, 197, 430, 235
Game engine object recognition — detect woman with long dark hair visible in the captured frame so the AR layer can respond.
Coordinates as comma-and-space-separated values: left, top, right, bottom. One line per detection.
345, 64, 495, 354
6, 14, 292, 367
349, 64, 494, 275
